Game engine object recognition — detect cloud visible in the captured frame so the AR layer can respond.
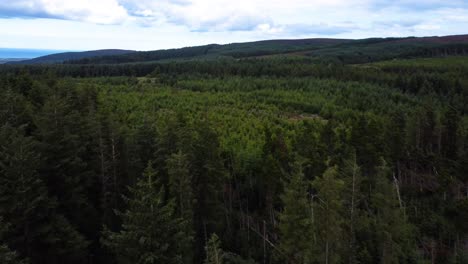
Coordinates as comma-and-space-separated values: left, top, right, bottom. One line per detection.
190, 15, 272, 32
282, 23, 356, 35
117, 0, 366, 33
0, 0, 364, 32
373, 19, 422, 28
255, 22, 356, 36
0, 0, 129, 24
371, 0, 468, 11
0, 0, 467, 40
119, 0, 273, 31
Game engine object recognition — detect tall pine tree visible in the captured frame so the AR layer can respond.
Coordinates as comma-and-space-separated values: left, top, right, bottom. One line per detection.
369, 161, 417, 264
102, 161, 189, 264
312, 166, 344, 264
167, 151, 195, 263
0, 125, 89, 264
278, 161, 314, 264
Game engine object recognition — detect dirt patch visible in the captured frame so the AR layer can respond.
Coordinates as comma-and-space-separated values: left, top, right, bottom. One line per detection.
286, 113, 322, 121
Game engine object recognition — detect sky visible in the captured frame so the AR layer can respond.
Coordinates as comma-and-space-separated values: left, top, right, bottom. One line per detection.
0, 0, 467, 51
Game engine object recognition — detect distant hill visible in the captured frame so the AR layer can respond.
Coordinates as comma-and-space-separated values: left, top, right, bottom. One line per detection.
9, 49, 136, 64
64, 35, 468, 65
65, 38, 352, 64
296, 35, 468, 64
10, 34, 468, 65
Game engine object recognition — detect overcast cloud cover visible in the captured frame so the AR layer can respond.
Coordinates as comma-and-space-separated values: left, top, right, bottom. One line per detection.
0, 0, 467, 50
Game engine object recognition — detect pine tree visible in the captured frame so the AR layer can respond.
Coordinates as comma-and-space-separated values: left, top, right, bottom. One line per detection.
192, 120, 226, 261
168, 151, 194, 223
341, 152, 363, 264
0, 89, 31, 127
102, 161, 189, 264
386, 111, 407, 164
0, 218, 28, 264
204, 233, 224, 264
0, 125, 89, 264
167, 151, 195, 263
369, 160, 416, 264
312, 166, 344, 264
278, 161, 314, 264
441, 107, 459, 160
33, 91, 99, 236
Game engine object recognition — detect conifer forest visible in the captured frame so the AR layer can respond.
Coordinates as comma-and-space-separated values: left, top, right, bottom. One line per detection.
1, 42, 468, 264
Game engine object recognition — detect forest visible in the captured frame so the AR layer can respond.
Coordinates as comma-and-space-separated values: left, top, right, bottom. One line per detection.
0, 54, 467, 264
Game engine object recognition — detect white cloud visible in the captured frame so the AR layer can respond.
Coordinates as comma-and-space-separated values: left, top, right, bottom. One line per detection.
0, 0, 468, 51
0, 0, 129, 24
120, 0, 366, 31
2, 0, 462, 34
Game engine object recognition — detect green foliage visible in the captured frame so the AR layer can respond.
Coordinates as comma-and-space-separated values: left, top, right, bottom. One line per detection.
204, 233, 224, 264
0, 52, 467, 264
167, 151, 195, 263
277, 161, 314, 264
0, 125, 89, 263
340, 152, 363, 264
311, 166, 345, 264
368, 161, 417, 264
0, 218, 28, 264
0, 244, 26, 264
102, 162, 189, 264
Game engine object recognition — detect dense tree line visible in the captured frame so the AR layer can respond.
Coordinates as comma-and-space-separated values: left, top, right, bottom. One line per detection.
0, 57, 467, 263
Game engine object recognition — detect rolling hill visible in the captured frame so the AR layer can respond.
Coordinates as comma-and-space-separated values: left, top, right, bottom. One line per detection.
65, 34, 468, 65
63, 38, 351, 65
9, 34, 468, 65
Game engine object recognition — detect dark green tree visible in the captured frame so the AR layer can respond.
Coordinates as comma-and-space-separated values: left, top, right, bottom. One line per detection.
167, 151, 195, 263
102, 162, 189, 264
33, 91, 99, 237
340, 152, 363, 264
277, 161, 314, 264
0, 125, 89, 264
191, 119, 227, 261
204, 233, 224, 264
0, 218, 28, 264
369, 161, 416, 264
311, 166, 344, 264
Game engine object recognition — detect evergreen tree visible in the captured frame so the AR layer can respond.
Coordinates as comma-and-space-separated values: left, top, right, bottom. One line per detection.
441, 107, 460, 160
102, 161, 189, 264
168, 151, 194, 223
277, 161, 314, 264
341, 152, 363, 264
0, 89, 31, 127
192, 120, 226, 261
311, 166, 344, 264
0, 218, 28, 264
167, 151, 195, 263
386, 111, 407, 164
0, 125, 89, 264
369, 161, 416, 264
33, 91, 99, 237
204, 233, 224, 264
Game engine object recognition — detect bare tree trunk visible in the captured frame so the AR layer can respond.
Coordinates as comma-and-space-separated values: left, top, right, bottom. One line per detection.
431, 239, 436, 264
393, 173, 403, 209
